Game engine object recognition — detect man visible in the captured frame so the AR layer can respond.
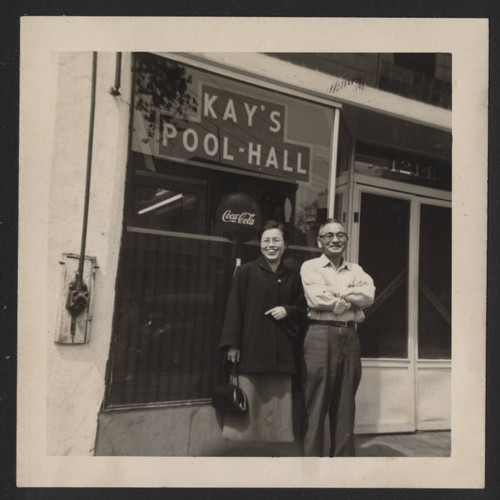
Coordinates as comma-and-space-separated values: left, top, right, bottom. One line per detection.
300, 219, 375, 456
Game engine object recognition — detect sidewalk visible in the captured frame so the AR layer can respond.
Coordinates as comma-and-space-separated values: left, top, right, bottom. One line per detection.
210, 431, 451, 457
354, 430, 451, 457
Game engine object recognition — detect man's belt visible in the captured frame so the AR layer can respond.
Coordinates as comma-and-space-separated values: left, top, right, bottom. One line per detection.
309, 319, 356, 328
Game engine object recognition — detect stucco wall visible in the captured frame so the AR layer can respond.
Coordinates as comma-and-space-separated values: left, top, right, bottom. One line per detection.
45, 52, 131, 455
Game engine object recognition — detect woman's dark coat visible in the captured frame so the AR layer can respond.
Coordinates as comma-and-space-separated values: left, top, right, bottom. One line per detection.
219, 255, 307, 374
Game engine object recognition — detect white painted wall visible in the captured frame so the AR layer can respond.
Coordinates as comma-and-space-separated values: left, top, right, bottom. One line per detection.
416, 364, 451, 430
355, 363, 415, 434
45, 52, 131, 455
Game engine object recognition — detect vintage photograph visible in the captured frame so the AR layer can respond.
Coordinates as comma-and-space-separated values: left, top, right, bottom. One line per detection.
17, 18, 487, 488
90, 51, 452, 457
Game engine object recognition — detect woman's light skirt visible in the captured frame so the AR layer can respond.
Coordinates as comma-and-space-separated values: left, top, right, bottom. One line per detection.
222, 373, 294, 443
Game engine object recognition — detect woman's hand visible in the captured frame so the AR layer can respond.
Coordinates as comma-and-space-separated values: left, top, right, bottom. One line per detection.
265, 306, 288, 321
227, 346, 241, 364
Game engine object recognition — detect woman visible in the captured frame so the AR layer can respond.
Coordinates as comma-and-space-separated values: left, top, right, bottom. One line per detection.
219, 220, 307, 445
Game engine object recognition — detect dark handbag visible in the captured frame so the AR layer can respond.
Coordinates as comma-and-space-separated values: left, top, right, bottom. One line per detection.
211, 362, 248, 414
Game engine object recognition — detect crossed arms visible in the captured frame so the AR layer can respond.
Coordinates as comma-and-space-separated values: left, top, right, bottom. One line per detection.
300, 261, 375, 314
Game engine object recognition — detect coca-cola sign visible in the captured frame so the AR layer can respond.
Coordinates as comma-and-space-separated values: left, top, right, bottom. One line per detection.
216, 193, 262, 242
221, 210, 257, 226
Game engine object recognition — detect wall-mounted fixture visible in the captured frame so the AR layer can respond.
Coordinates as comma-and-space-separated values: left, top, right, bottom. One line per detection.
56, 254, 98, 344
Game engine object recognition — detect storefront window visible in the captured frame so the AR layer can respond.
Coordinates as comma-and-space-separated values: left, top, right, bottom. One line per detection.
106, 54, 338, 406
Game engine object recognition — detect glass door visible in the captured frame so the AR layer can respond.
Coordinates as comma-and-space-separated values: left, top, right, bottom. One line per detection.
351, 184, 451, 433
352, 188, 415, 433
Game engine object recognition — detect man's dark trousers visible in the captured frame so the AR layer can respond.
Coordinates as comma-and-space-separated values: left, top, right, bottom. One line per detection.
301, 322, 362, 456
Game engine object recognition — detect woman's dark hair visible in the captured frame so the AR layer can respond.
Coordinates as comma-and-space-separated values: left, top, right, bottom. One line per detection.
258, 220, 290, 245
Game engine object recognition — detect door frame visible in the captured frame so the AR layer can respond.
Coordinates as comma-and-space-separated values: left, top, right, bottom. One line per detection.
350, 177, 451, 433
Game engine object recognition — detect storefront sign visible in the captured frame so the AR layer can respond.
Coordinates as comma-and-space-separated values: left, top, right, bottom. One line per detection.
216, 192, 262, 242
157, 84, 311, 182
355, 143, 451, 191
389, 158, 438, 180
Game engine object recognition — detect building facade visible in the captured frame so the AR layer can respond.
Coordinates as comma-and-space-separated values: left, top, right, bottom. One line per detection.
44, 51, 452, 456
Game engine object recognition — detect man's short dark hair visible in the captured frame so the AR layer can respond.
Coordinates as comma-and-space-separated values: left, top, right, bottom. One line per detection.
318, 218, 345, 235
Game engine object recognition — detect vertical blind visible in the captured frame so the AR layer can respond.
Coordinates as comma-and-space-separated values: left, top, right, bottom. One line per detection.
107, 231, 235, 405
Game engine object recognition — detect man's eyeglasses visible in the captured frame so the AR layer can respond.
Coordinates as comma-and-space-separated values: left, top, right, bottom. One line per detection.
261, 237, 284, 246
318, 232, 348, 242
